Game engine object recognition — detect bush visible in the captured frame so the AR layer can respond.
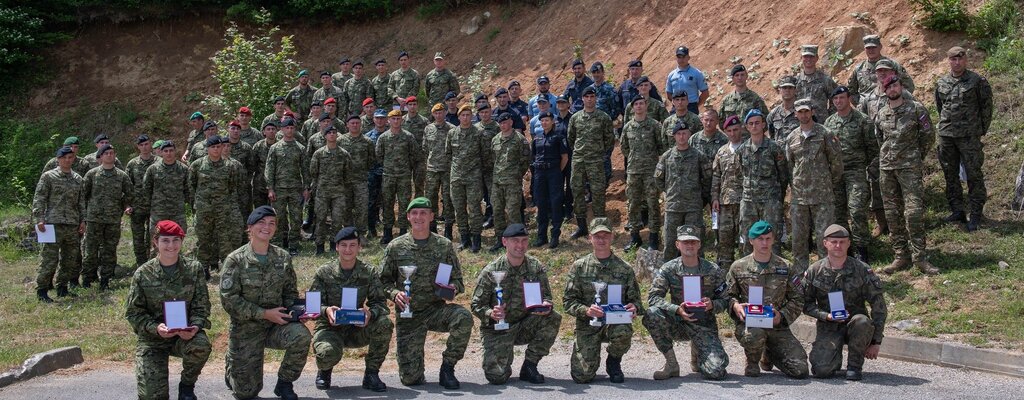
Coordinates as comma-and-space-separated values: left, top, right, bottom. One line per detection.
912, 0, 970, 32
969, 0, 1021, 52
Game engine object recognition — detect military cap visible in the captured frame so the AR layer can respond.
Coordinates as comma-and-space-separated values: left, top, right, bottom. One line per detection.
800, 44, 819, 56
311, 100, 323, 108
777, 75, 797, 88
387, 109, 403, 117
947, 46, 966, 57
672, 91, 689, 99
496, 112, 512, 122
324, 97, 336, 105
55, 146, 74, 158
279, 117, 296, 127
458, 104, 473, 114
261, 121, 278, 130
338, 57, 351, 65
748, 220, 773, 239
823, 224, 850, 238
397, 51, 409, 59
297, 70, 309, 78
373, 109, 387, 118
247, 205, 277, 225
320, 71, 331, 77
352, 59, 364, 67
508, 80, 521, 88
323, 125, 337, 134
318, 112, 332, 122
334, 226, 359, 242
283, 110, 296, 119
883, 75, 901, 89
628, 59, 643, 68
495, 87, 509, 97
202, 121, 218, 132
189, 111, 205, 121
636, 76, 652, 86
362, 98, 375, 107
538, 111, 554, 120
794, 98, 813, 111
374, 58, 387, 65
63, 136, 80, 145
676, 225, 701, 241
478, 104, 493, 113
831, 86, 851, 98
723, 115, 741, 129
431, 103, 445, 113
589, 217, 613, 234
228, 120, 241, 128
536, 96, 550, 104
205, 135, 223, 147
157, 140, 175, 150
572, 58, 584, 68
863, 34, 882, 48
406, 95, 418, 104
744, 109, 764, 123
93, 134, 110, 144
676, 46, 690, 56
729, 64, 746, 77
346, 114, 361, 122
136, 134, 150, 145
434, 52, 445, 60
155, 220, 186, 238
238, 106, 252, 115
445, 91, 458, 101
537, 75, 550, 84
875, 59, 895, 70
630, 94, 647, 106
502, 223, 528, 238
670, 121, 690, 135
406, 197, 431, 212
271, 95, 286, 104
556, 95, 569, 103
582, 86, 597, 96
590, 62, 605, 72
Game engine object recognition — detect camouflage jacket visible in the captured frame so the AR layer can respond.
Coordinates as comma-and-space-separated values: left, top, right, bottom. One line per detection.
802, 256, 886, 342
32, 169, 86, 225
490, 131, 531, 185
142, 161, 190, 218
688, 128, 727, 162
664, 112, 705, 139
286, 84, 316, 121
767, 104, 800, 142
239, 126, 262, 146
567, 109, 614, 162
338, 133, 376, 181
796, 69, 838, 122
227, 140, 258, 186
125, 155, 157, 214
378, 232, 464, 314
219, 244, 299, 325
825, 109, 878, 170
423, 122, 455, 172
370, 74, 391, 110
648, 258, 729, 330
125, 257, 210, 343
620, 117, 666, 174
251, 139, 276, 192
343, 77, 373, 117
331, 72, 353, 88
265, 139, 309, 190
309, 145, 353, 196
738, 137, 790, 202
726, 253, 804, 326
189, 157, 240, 208
655, 146, 711, 212
624, 97, 670, 125
375, 129, 421, 178
712, 143, 744, 205
446, 124, 491, 182
935, 69, 993, 138
471, 255, 553, 328
309, 259, 389, 332
875, 99, 935, 171
424, 68, 459, 107
83, 166, 132, 223
784, 124, 843, 205
388, 68, 421, 106
313, 85, 345, 105
718, 89, 768, 123
403, 112, 430, 145
563, 252, 645, 326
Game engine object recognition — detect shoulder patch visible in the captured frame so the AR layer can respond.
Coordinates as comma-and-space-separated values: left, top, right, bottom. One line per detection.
919, 113, 931, 130
775, 267, 789, 275
790, 274, 803, 287
714, 281, 728, 295
221, 277, 233, 290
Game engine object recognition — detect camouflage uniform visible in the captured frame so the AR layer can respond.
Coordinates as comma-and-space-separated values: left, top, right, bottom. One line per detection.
186, 141, 209, 165
365, 128, 386, 234
239, 126, 262, 147
624, 97, 670, 125
476, 120, 500, 221
309, 259, 393, 372
377, 233, 473, 385
738, 138, 790, 252
719, 90, 769, 135
228, 140, 258, 218
562, 252, 644, 383
313, 84, 345, 105
32, 169, 86, 291
423, 122, 455, 223
220, 244, 311, 399
189, 156, 242, 269
784, 124, 843, 272
687, 128, 726, 162
796, 69, 839, 123
712, 143, 744, 266
331, 72, 353, 89
370, 74, 391, 111
859, 88, 916, 215
643, 258, 730, 380
825, 109, 878, 248
82, 165, 132, 284
490, 131, 530, 235
251, 138, 276, 208
126, 155, 157, 265
404, 113, 430, 196
125, 257, 212, 399
446, 124, 491, 238
338, 133, 376, 235
567, 109, 615, 218
471, 255, 562, 384
286, 84, 316, 122
664, 112, 705, 143
802, 256, 886, 378
655, 146, 712, 261
376, 129, 421, 232
726, 254, 809, 378
309, 144, 354, 245
343, 77, 372, 116
424, 68, 459, 108
848, 57, 915, 105
767, 104, 799, 142
264, 139, 308, 249
388, 68, 420, 108
620, 117, 666, 233
42, 155, 90, 176
935, 69, 993, 219
82, 152, 124, 170
143, 161, 190, 233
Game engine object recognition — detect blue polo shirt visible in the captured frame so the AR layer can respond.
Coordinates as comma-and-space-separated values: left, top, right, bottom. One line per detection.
528, 92, 559, 119
665, 65, 708, 104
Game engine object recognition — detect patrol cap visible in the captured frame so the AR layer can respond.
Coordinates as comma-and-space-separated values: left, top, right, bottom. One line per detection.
374, 58, 387, 66
589, 218, 613, 234
346, 114, 361, 122
406, 197, 432, 212
397, 51, 409, 59
874, 59, 895, 71
238, 106, 252, 115
538, 111, 554, 120
202, 121, 218, 132
205, 135, 223, 147
93, 133, 110, 144
947, 46, 966, 57
279, 117, 296, 127
434, 52, 445, 60
338, 57, 351, 65
729, 64, 746, 77
458, 104, 473, 114
777, 75, 797, 88
297, 69, 309, 78
431, 103, 445, 112
590, 62, 605, 73
747, 220, 773, 239
582, 86, 597, 96
496, 112, 513, 122
157, 140, 175, 150
794, 99, 813, 111
508, 79, 521, 88
55, 146, 74, 158
636, 76, 652, 86
136, 134, 150, 145
800, 44, 819, 56
744, 109, 764, 123
723, 115, 741, 129
271, 95, 286, 104
676, 225, 701, 242
387, 109, 403, 117
572, 58, 584, 68
320, 71, 331, 77
323, 97, 336, 105
189, 111, 205, 121
318, 112, 332, 122
445, 91, 458, 101
155, 220, 186, 238
495, 87, 509, 97
883, 75, 901, 89
536, 96, 550, 104
334, 226, 359, 243
628, 59, 642, 68
362, 98, 375, 107
831, 86, 851, 98
556, 95, 569, 103
247, 205, 277, 225
502, 223, 528, 238
537, 75, 550, 84
63, 136, 80, 145
823, 224, 850, 239
406, 96, 417, 104
373, 109, 387, 118
863, 34, 882, 48
676, 46, 690, 56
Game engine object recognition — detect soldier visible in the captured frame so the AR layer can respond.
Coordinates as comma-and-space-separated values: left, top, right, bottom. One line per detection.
220, 206, 312, 400
299, 101, 324, 143
719, 64, 769, 134
286, 70, 316, 122
82, 144, 132, 289
563, 58, 595, 112
264, 118, 309, 255
567, 86, 615, 237
237, 106, 262, 146
126, 135, 157, 267
423, 103, 456, 237
488, 113, 530, 252
338, 115, 376, 239
796, 45, 839, 123
590, 62, 622, 124
476, 104, 500, 230
935, 46, 993, 231
643, 225, 730, 380
403, 96, 430, 197
82, 134, 124, 170
143, 140, 190, 233
190, 136, 242, 276
656, 122, 712, 261
563, 218, 643, 383
301, 113, 334, 237
531, 112, 570, 249
378, 198, 472, 389
528, 75, 559, 118
738, 110, 790, 253
425, 52, 460, 108
666, 92, 706, 145
343, 60, 372, 117
332, 57, 353, 88
33, 146, 86, 302
826, 86, 878, 261
251, 121, 279, 208
711, 116, 745, 267
42, 136, 90, 175
365, 109, 388, 238
619, 59, 663, 110
376, 109, 421, 244
767, 76, 800, 141
471, 224, 561, 384
124, 220, 211, 400
184, 112, 207, 152
726, 221, 809, 378
444, 91, 461, 126
623, 76, 669, 125
359, 98, 377, 134
310, 227, 392, 392
665, 46, 709, 114
447, 105, 490, 252
313, 71, 344, 105
620, 95, 666, 251
227, 120, 258, 218
370, 59, 392, 111
803, 224, 886, 380
388, 51, 420, 111
848, 34, 915, 105
785, 98, 843, 273
309, 126, 354, 255
261, 96, 287, 135
186, 121, 219, 164
875, 77, 939, 275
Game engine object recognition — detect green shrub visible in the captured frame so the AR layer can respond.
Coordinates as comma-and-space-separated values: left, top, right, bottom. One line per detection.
912, 0, 970, 32
969, 0, 1021, 52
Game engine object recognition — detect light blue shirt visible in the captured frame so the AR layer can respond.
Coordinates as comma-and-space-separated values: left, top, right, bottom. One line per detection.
665, 65, 708, 104
528, 92, 559, 119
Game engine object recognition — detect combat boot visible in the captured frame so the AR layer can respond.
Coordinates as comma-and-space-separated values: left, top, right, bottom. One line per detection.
315, 368, 331, 390
178, 383, 197, 400
548, 236, 560, 249
482, 215, 494, 229
56, 285, 71, 298
439, 361, 460, 390
533, 231, 548, 247
744, 352, 761, 377
37, 288, 53, 303
846, 367, 863, 381
470, 234, 481, 253
871, 210, 889, 237
916, 260, 940, 275
943, 210, 967, 224
99, 277, 110, 291
759, 352, 773, 372
648, 232, 660, 250
362, 370, 387, 392
605, 355, 625, 383
967, 213, 982, 232
381, 228, 393, 246
429, 221, 438, 233
652, 350, 679, 380
519, 359, 545, 384
882, 258, 911, 274
315, 243, 325, 256
570, 217, 588, 239
624, 230, 642, 252
273, 379, 298, 400
443, 223, 454, 240
856, 246, 870, 264
489, 239, 504, 253
81, 279, 92, 289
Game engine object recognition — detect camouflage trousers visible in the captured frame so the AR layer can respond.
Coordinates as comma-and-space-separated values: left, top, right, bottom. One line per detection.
734, 323, 809, 379
414, 164, 426, 198
450, 177, 483, 237
491, 182, 523, 237
938, 135, 987, 216
395, 303, 473, 385
225, 321, 312, 399
381, 175, 413, 231
880, 167, 928, 262
642, 308, 728, 380
130, 212, 151, 266
868, 165, 884, 212
834, 167, 871, 248
570, 321, 634, 383
368, 173, 382, 232
790, 202, 834, 274
716, 203, 741, 268
82, 222, 120, 283
626, 172, 661, 232
342, 181, 369, 235
312, 317, 394, 372
810, 314, 875, 378
194, 203, 242, 269
36, 224, 81, 291
481, 311, 562, 384
570, 161, 607, 218
314, 193, 346, 245
237, 183, 253, 221
271, 189, 303, 250
252, 185, 270, 208
134, 332, 212, 400
739, 198, 784, 254
482, 174, 494, 221
425, 170, 452, 222
662, 211, 704, 262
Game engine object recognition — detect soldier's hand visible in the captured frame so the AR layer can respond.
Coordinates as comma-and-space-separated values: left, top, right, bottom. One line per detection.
178, 326, 199, 340
586, 304, 605, 318
326, 306, 340, 325
865, 344, 881, 360
625, 303, 638, 318
712, 201, 720, 213
263, 307, 291, 325
732, 302, 747, 321
124, 207, 133, 215
37, 222, 46, 233
156, 323, 176, 339
772, 309, 782, 327
532, 301, 553, 316
302, 190, 310, 201
677, 305, 697, 322
357, 306, 370, 327
78, 222, 86, 235
490, 304, 506, 321
268, 190, 277, 202
702, 297, 713, 311
394, 292, 410, 310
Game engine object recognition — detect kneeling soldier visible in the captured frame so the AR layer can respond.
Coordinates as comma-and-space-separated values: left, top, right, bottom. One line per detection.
803, 224, 886, 380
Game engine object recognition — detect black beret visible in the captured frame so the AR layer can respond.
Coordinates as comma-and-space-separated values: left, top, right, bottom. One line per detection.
338, 57, 351, 64
311, 100, 323, 107
477, 104, 491, 111
590, 62, 605, 72
831, 86, 851, 98
495, 87, 509, 96
136, 134, 150, 145
352, 59, 364, 67
205, 135, 222, 147
374, 58, 387, 65
262, 121, 278, 130
397, 51, 409, 59
202, 121, 218, 131
346, 114, 361, 122
729, 64, 746, 76
502, 223, 528, 238
556, 95, 569, 103
272, 95, 286, 103
320, 71, 331, 77
323, 125, 337, 134
475, 93, 488, 103
538, 111, 554, 120
628, 59, 642, 68
496, 113, 512, 122
95, 144, 113, 157
444, 91, 458, 101
319, 112, 332, 122
673, 121, 690, 133
247, 205, 277, 225
334, 226, 359, 242
572, 59, 584, 68
93, 134, 110, 144
55, 146, 74, 158
630, 94, 647, 105
508, 80, 521, 88
279, 117, 296, 127
636, 76, 651, 85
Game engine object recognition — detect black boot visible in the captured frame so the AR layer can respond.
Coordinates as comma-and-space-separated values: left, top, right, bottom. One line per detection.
439, 361, 460, 390
570, 217, 588, 239
624, 230, 642, 252
967, 213, 982, 232
519, 359, 545, 384
533, 233, 548, 247
56, 285, 71, 298
315, 243, 325, 256
648, 232, 660, 250
315, 368, 331, 390
81, 279, 92, 289
203, 265, 211, 281
856, 246, 870, 263
460, 234, 471, 250
273, 379, 298, 400
329, 240, 336, 253
443, 223, 454, 240
99, 277, 110, 291
398, 228, 407, 236
37, 288, 53, 303
430, 221, 438, 233
548, 235, 560, 249
489, 238, 504, 253
470, 234, 481, 253
606, 355, 625, 383
177, 383, 197, 400
381, 228, 393, 246
846, 367, 863, 381
362, 370, 387, 392
944, 210, 967, 223
482, 216, 494, 229
68, 278, 80, 289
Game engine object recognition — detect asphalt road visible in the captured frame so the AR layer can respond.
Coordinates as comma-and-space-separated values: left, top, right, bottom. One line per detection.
0, 340, 1016, 399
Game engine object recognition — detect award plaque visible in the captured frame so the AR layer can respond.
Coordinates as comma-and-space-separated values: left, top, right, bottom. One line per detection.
523, 281, 551, 313
744, 286, 774, 328
163, 300, 189, 332
682, 275, 707, 320
602, 284, 631, 325
434, 263, 456, 301
828, 291, 849, 321
335, 287, 366, 325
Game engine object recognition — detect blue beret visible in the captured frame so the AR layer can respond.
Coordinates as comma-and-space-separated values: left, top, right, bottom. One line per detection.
444, 91, 458, 101
744, 109, 764, 123
247, 205, 277, 225
831, 86, 851, 98
373, 109, 387, 118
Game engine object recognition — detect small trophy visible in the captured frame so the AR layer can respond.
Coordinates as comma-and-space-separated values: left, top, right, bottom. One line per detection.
491, 271, 509, 330
399, 265, 417, 318
590, 281, 607, 327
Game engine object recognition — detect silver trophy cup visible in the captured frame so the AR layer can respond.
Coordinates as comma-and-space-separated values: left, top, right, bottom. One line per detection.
590, 281, 607, 327
491, 271, 509, 330
399, 265, 417, 318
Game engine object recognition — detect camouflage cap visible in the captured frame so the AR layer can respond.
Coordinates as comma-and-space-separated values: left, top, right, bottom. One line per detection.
863, 34, 882, 48
794, 98, 813, 111
823, 224, 850, 238
676, 225, 701, 242
874, 59, 895, 70
588, 218, 612, 235
800, 44, 819, 56
777, 75, 798, 88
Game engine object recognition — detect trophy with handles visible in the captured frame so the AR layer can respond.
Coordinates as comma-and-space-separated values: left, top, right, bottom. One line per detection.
491, 271, 509, 330
590, 281, 607, 327
399, 265, 417, 318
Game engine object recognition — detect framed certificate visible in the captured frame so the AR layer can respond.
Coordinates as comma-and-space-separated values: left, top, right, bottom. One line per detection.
523, 281, 551, 313
163, 300, 188, 332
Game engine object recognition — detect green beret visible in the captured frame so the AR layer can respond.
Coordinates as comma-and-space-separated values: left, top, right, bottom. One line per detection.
297, 69, 309, 78
406, 197, 432, 212
189, 111, 204, 121
748, 220, 773, 239
152, 140, 164, 149
63, 136, 80, 145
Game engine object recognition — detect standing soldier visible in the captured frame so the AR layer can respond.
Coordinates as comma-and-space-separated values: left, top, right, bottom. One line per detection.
528, 76, 559, 118
251, 121, 279, 208
388, 51, 420, 111
476, 104, 500, 230
376, 109, 422, 244
309, 227, 392, 392
370, 59, 391, 111
82, 144, 132, 289
227, 120, 258, 217
471, 224, 561, 384
726, 221, 809, 378
124, 220, 211, 400
494, 88, 526, 131
590, 62, 622, 125
187, 121, 219, 164
41, 136, 90, 175
301, 113, 334, 237
82, 134, 124, 170
487, 113, 530, 252
719, 64, 769, 134
33, 146, 86, 302
338, 115, 376, 239
796, 45, 839, 123
343, 60, 372, 117
623, 77, 669, 125
220, 207, 312, 400
507, 80, 532, 125
767, 76, 800, 141
126, 135, 156, 267
365, 109, 388, 238
143, 141, 190, 233
643, 225, 730, 381
309, 126, 354, 255
619, 60, 663, 110
563, 218, 643, 384
264, 118, 309, 255
826, 87, 878, 261
738, 110, 790, 253
562, 59, 595, 112
567, 86, 615, 238
446, 105, 491, 252
425, 52, 460, 108
423, 103, 456, 238
875, 77, 939, 275
848, 35, 915, 105
313, 71, 344, 105
286, 70, 316, 123
655, 122, 712, 262
300, 101, 324, 142
935, 46, 993, 232
531, 112, 570, 249
403, 96, 430, 197
620, 95, 666, 251
377, 198, 473, 389
332, 57, 353, 87
260, 96, 287, 136
190, 136, 242, 276
803, 224, 887, 380
711, 116, 745, 267
667, 92, 706, 146
237, 107, 262, 146
184, 112, 207, 153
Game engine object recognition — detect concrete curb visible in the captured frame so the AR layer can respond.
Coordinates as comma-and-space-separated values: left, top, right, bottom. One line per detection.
0, 347, 84, 389
791, 321, 1024, 378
